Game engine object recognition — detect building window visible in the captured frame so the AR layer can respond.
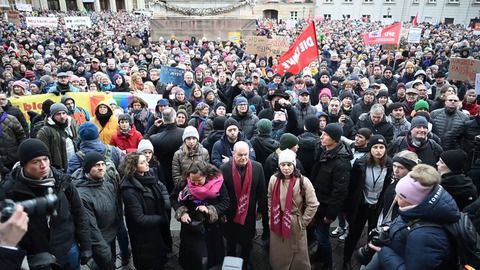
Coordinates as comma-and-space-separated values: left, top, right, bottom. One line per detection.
444, 18, 454, 24
447, 0, 459, 3
290, 11, 298, 20
384, 0, 395, 3
324, 0, 333, 2
324, 14, 332, 20
412, 0, 419, 3
427, 0, 436, 3
364, 0, 373, 3
344, 0, 352, 3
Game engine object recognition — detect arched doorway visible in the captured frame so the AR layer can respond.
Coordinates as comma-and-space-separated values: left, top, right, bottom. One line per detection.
263, 9, 278, 20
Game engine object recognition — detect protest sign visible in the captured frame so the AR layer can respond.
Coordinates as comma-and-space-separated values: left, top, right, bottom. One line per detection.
448, 58, 480, 81
26, 16, 58, 28
228, 32, 241, 44
126, 36, 142, 47
363, 23, 402, 45
16, 3, 32, 11
160, 66, 185, 86
408, 28, 422, 43
64, 16, 92, 29
245, 36, 289, 56
7, 10, 21, 25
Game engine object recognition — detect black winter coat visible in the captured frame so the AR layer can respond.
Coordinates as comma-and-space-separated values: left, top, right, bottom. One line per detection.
464, 197, 480, 233
121, 172, 171, 270
356, 113, 394, 143
0, 247, 25, 270
0, 166, 91, 265
0, 113, 26, 168
350, 101, 373, 124
297, 131, 320, 177
431, 108, 468, 151
463, 116, 480, 169
388, 134, 443, 167
150, 124, 185, 192
250, 134, 279, 165
220, 160, 266, 240
2, 101, 29, 136
311, 142, 353, 220
440, 173, 478, 211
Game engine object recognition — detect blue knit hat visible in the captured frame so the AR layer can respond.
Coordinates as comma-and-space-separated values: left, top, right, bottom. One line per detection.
79, 122, 99, 141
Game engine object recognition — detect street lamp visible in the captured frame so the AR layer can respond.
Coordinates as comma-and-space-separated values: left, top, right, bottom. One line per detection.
387, 7, 391, 18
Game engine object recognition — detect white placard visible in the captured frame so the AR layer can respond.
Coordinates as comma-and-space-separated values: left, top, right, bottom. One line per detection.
475, 73, 480, 95
16, 3, 32, 12
408, 28, 422, 43
26, 17, 58, 28
64, 16, 92, 28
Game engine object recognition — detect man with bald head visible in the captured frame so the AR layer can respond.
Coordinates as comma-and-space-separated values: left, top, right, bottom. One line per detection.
220, 141, 266, 269
431, 94, 469, 150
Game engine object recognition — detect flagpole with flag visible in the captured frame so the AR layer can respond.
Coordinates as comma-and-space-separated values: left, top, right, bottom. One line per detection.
412, 12, 418, 27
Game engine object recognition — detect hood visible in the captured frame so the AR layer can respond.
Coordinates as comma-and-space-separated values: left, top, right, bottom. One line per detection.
95, 101, 113, 115
414, 69, 427, 78
79, 139, 106, 153
71, 168, 103, 187
400, 185, 460, 224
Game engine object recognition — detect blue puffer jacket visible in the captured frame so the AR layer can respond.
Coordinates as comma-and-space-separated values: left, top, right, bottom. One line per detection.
67, 138, 123, 174
378, 185, 460, 270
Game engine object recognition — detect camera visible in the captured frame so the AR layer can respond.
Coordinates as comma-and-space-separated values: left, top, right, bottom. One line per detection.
355, 225, 390, 266
0, 188, 58, 222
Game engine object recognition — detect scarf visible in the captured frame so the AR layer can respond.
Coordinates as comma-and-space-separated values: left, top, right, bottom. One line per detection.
232, 160, 253, 225
179, 174, 223, 201
404, 134, 427, 153
96, 110, 112, 127
20, 168, 55, 187
0, 112, 8, 137
270, 175, 296, 239
133, 108, 149, 130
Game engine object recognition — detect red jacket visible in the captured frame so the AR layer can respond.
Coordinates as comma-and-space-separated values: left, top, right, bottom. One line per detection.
463, 101, 480, 117
110, 126, 143, 153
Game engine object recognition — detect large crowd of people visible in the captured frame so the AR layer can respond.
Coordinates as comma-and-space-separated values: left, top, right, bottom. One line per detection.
0, 9, 480, 270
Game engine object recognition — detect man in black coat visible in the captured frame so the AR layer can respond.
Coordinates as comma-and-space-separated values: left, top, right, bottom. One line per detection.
0, 139, 91, 270
220, 141, 266, 269
149, 107, 184, 193
310, 124, 352, 269
0, 93, 28, 136
356, 104, 394, 143
0, 205, 28, 270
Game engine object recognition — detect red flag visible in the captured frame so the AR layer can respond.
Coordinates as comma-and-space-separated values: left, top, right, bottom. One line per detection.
362, 22, 402, 46
277, 21, 319, 76
412, 12, 418, 26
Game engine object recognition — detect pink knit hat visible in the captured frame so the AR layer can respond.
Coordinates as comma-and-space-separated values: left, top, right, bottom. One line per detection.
319, 88, 332, 99
395, 173, 433, 206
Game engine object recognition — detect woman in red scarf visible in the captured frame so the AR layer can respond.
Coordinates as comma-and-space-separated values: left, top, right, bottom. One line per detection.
176, 161, 230, 270
268, 149, 319, 270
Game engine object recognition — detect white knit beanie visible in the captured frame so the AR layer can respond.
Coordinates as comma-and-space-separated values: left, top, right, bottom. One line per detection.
182, 126, 199, 141
137, 139, 154, 154
278, 149, 296, 167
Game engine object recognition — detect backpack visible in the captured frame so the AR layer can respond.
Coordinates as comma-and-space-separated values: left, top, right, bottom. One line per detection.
76, 145, 120, 184
409, 212, 480, 270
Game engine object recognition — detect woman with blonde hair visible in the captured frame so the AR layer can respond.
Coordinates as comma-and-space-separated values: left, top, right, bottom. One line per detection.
268, 149, 319, 270
130, 72, 144, 93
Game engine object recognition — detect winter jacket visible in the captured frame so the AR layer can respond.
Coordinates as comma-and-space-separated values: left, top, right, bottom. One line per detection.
350, 101, 373, 124
211, 131, 256, 168
231, 108, 259, 140
387, 116, 411, 140
73, 170, 120, 269
388, 134, 443, 167
464, 197, 480, 233
294, 103, 318, 131
188, 114, 209, 142
67, 138, 123, 175
0, 166, 91, 266
463, 116, 480, 168
236, 91, 264, 114
310, 142, 353, 220
377, 185, 460, 270
202, 130, 224, 158
431, 108, 468, 150
121, 172, 171, 269
2, 101, 29, 136
328, 113, 356, 139
91, 103, 118, 145
110, 126, 143, 153
250, 134, 279, 165
297, 131, 320, 176
356, 113, 394, 143
0, 112, 26, 168
440, 173, 478, 211
150, 124, 185, 192
171, 144, 210, 196
37, 116, 78, 171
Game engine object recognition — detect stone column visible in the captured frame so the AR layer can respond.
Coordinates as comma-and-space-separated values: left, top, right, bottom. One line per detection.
39, 0, 48, 10
124, 0, 132, 11
109, 0, 116, 11
137, 0, 144, 10
76, 0, 85, 10
94, 0, 100, 11
59, 0, 67, 11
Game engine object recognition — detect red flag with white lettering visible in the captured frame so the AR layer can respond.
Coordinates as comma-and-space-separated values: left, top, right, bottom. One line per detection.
412, 13, 418, 26
277, 21, 319, 76
362, 22, 402, 46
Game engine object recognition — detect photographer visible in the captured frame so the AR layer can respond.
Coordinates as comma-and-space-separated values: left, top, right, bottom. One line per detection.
0, 205, 28, 270
0, 139, 91, 270
362, 164, 459, 270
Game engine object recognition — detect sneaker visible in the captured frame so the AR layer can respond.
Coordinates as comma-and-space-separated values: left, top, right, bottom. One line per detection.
338, 229, 349, 241
330, 226, 345, 237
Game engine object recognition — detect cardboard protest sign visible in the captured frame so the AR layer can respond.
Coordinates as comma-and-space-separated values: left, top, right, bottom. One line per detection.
245, 36, 289, 56
126, 36, 142, 47
448, 58, 480, 81
7, 10, 21, 25
160, 66, 185, 86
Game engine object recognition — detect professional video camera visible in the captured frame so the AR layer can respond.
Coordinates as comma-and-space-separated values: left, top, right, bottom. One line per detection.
0, 188, 58, 222
355, 225, 391, 266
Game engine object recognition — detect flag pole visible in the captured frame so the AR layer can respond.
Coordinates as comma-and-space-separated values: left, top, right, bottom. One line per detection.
392, 23, 402, 71
311, 20, 322, 69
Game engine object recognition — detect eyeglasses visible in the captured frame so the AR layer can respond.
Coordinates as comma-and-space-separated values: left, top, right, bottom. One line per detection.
447, 99, 459, 102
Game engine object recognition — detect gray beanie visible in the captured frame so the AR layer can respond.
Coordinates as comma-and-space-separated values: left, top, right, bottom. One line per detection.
182, 126, 200, 141
137, 139, 154, 154
49, 103, 68, 116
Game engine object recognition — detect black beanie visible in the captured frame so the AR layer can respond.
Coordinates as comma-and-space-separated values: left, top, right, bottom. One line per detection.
42, 99, 55, 115
224, 118, 239, 130
368, 134, 387, 150
440, 149, 467, 173
82, 151, 105, 174
356, 128, 372, 140
18, 139, 50, 166
279, 133, 299, 150
304, 116, 319, 133
213, 116, 227, 131
323, 123, 343, 142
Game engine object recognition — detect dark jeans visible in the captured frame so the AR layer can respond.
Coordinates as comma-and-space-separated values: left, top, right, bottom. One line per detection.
315, 220, 332, 267
117, 219, 131, 259
57, 243, 80, 270
344, 203, 379, 262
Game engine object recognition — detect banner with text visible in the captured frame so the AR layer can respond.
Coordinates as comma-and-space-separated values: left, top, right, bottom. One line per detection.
277, 21, 319, 75
363, 22, 402, 45
159, 66, 185, 85
16, 3, 32, 11
64, 16, 92, 29
448, 58, 480, 81
245, 36, 290, 57
26, 17, 58, 28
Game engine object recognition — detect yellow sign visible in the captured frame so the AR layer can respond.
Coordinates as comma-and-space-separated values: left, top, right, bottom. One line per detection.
228, 32, 241, 44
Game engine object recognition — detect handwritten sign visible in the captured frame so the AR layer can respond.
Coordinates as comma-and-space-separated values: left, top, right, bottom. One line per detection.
159, 66, 185, 86
448, 58, 480, 81
407, 28, 422, 43
16, 3, 32, 11
26, 16, 58, 28
245, 36, 289, 57
7, 10, 21, 25
125, 36, 142, 47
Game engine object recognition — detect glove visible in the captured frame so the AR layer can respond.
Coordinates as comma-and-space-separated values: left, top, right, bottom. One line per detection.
80, 250, 92, 265
51, 90, 60, 96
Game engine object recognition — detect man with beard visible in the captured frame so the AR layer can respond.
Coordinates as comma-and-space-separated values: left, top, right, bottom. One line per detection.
294, 88, 318, 131
236, 77, 264, 114
327, 98, 355, 139
368, 65, 383, 85
350, 90, 375, 124
356, 104, 394, 143
48, 72, 80, 95
431, 94, 469, 150
388, 116, 443, 166
37, 103, 79, 172
231, 97, 259, 140
387, 102, 411, 140
380, 66, 398, 96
